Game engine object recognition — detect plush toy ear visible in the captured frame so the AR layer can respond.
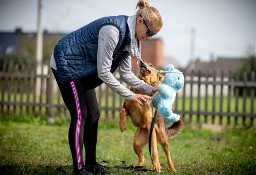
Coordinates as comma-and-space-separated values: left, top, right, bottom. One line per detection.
165, 64, 174, 71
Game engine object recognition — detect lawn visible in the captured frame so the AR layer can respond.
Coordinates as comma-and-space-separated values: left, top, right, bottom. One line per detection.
0, 115, 255, 175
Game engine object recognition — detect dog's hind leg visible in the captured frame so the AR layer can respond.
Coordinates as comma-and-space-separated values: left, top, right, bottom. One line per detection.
119, 107, 128, 132
157, 128, 176, 172
133, 128, 148, 167
149, 126, 161, 173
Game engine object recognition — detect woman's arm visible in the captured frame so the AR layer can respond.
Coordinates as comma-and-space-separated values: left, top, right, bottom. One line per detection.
97, 25, 135, 100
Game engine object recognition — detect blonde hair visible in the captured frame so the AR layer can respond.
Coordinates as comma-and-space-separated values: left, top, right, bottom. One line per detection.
135, 0, 163, 28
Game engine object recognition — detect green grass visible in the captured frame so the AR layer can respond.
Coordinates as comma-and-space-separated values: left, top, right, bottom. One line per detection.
0, 115, 255, 175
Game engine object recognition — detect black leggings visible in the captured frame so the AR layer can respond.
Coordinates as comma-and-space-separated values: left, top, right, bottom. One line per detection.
52, 69, 100, 171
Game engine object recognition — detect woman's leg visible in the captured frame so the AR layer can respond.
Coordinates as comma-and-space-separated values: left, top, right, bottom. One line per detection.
52, 70, 89, 174
83, 89, 108, 174
83, 89, 100, 165
67, 81, 87, 171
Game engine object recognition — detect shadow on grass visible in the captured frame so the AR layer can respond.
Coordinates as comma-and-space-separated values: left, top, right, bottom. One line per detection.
0, 164, 73, 175
109, 160, 166, 175
0, 163, 157, 175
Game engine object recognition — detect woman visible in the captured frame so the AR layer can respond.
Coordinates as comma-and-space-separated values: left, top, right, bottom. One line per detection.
50, 0, 163, 174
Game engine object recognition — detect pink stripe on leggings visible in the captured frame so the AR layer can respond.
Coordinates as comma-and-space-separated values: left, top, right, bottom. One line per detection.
70, 81, 83, 170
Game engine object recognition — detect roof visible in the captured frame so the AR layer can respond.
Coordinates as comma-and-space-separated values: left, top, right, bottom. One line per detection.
186, 57, 251, 76
0, 32, 21, 56
0, 29, 65, 59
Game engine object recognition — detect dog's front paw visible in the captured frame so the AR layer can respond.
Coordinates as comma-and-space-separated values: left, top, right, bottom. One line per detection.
119, 108, 127, 132
119, 122, 126, 132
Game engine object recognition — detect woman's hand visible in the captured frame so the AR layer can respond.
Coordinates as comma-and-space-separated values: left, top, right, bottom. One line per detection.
132, 94, 151, 105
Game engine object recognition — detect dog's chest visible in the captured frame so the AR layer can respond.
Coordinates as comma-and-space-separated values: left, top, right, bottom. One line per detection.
124, 101, 150, 128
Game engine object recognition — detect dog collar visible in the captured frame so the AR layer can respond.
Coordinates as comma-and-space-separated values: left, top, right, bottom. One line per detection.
137, 58, 183, 75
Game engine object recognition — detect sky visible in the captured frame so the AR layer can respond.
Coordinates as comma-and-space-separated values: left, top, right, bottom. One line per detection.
0, 0, 256, 67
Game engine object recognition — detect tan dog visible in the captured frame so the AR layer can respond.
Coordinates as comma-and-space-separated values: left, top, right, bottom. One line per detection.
119, 60, 183, 173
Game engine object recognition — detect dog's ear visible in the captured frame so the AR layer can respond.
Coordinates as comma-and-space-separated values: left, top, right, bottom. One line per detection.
158, 73, 164, 82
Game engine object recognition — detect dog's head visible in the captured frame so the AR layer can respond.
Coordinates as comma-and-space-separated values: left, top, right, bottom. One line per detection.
137, 60, 163, 87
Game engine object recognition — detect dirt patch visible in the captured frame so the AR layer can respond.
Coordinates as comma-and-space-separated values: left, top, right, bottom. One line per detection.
201, 123, 224, 132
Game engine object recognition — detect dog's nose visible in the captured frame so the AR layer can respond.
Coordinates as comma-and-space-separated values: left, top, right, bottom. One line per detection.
140, 60, 145, 65
137, 59, 145, 67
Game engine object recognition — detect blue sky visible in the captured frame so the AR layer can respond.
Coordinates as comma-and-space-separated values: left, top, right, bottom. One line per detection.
0, 0, 255, 67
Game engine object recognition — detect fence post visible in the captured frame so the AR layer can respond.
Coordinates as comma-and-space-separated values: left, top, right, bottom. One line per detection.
47, 65, 54, 124
219, 71, 224, 125
242, 72, 247, 126
189, 70, 194, 123
250, 71, 255, 126
197, 71, 201, 124
204, 72, 209, 123
212, 70, 216, 124
227, 71, 232, 125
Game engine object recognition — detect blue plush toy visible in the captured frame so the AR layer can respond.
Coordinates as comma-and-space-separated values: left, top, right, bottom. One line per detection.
151, 64, 184, 125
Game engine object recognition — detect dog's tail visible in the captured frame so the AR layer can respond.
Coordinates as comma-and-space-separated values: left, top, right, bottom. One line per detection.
166, 118, 184, 138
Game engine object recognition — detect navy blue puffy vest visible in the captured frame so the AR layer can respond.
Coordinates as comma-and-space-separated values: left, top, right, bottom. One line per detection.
54, 15, 131, 83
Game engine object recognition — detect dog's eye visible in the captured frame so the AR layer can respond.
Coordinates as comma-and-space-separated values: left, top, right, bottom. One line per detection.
178, 77, 180, 80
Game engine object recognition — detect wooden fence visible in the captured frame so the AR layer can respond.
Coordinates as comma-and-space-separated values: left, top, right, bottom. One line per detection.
0, 64, 255, 126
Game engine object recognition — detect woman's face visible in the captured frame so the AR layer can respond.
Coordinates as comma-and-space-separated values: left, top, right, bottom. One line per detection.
135, 16, 161, 41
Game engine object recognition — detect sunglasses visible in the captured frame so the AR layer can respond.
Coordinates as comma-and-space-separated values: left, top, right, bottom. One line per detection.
139, 15, 156, 36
